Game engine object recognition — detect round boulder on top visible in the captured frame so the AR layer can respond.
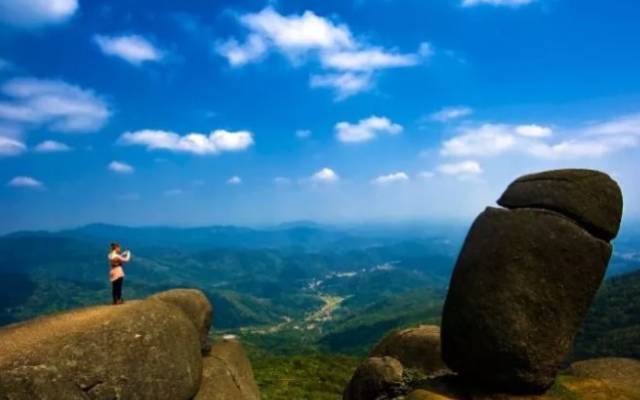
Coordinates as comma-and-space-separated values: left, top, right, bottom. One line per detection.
370, 325, 446, 374
441, 206, 614, 392
497, 169, 623, 241
343, 356, 405, 400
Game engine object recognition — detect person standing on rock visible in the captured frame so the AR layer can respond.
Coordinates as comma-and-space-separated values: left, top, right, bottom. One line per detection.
108, 242, 131, 305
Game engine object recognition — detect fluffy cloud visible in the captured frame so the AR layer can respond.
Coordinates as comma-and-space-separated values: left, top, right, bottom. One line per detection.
430, 106, 473, 122
0, 0, 78, 28
34, 140, 71, 153
584, 113, 640, 136
216, 34, 267, 67
94, 34, 164, 65
108, 161, 134, 174
440, 114, 639, 160
371, 172, 409, 185
119, 129, 254, 155
441, 124, 517, 156
335, 115, 402, 143
227, 176, 242, 185
310, 167, 339, 184
218, 7, 431, 98
7, 176, 43, 188
0, 136, 26, 156
0, 77, 110, 133
462, 0, 537, 7
437, 161, 483, 176
320, 48, 420, 71
310, 72, 372, 100
528, 136, 638, 159
515, 124, 552, 138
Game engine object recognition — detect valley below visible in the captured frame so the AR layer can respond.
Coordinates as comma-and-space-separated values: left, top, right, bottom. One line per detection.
1, 222, 639, 399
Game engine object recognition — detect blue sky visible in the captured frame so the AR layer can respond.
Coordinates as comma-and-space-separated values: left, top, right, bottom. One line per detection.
1, 0, 639, 233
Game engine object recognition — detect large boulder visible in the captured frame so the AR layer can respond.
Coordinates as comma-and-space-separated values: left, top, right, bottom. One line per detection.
194, 337, 261, 400
370, 325, 446, 374
150, 288, 213, 352
343, 357, 405, 400
497, 169, 623, 241
0, 291, 208, 400
441, 169, 623, 393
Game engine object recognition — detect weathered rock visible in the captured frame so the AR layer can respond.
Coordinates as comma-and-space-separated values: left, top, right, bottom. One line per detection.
441, 206, 614, 392
194, 337, 261, 400
370, 325, 446, 374
497, 169, 623, 241
0, 292, 204, 400
569, 357, 640, 394
150, 288, 213, 352
343, 357, 404, 400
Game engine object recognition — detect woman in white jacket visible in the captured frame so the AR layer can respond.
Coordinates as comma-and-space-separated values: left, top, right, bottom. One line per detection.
108, 242, 131, 305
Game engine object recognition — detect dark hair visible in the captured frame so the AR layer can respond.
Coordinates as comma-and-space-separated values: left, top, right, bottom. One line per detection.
110, 242, 120, 251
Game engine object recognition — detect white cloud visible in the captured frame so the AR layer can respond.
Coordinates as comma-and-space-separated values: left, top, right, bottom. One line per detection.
430, 106, 473, 122
218, 7, 431, 99
215, 34, 267, 67
437, 161, 483, 176
441, 124, 516, 156
371, 172, 409, 185
227, 176, 242, 185
527, 136, 638, 159
462, 0, 536, 8
239, 7, 355, 53
108, 161, 134, 174
584, 113, 640, 137
0, 136, 26, 156
119, 129, 254, 155
296, 129, 312, 139
335, 115, 402, 143
0, 0, 78, 28
309, 72, 373, 100
34, 140, 71, 153
515, 124, 552, 138
439, 114, 639, 161
7, 176, 43, 188
320, 48, 419, 71
0, 77, 110, 133
94, 34, 164, 66
310, 167, 339, 184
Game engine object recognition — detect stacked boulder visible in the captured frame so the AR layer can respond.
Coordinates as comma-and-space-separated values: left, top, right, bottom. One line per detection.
441, 169, 623, 392
0, 289, 261, 400
344, 169, 630, 399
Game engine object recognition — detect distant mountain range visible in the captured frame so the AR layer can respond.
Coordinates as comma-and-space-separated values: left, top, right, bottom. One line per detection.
1, 222, 638, 359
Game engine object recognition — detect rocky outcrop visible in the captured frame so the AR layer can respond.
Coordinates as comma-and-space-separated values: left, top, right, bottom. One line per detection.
343, 357, 405, 400
195, 337, 261, 400
0, 289, 261, 400
441, 169, 623, 393
370, 325, 446, 375
150, 288, 213, 352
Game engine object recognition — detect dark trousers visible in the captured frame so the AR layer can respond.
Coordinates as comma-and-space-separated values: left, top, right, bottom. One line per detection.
112, 277, 124, 304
